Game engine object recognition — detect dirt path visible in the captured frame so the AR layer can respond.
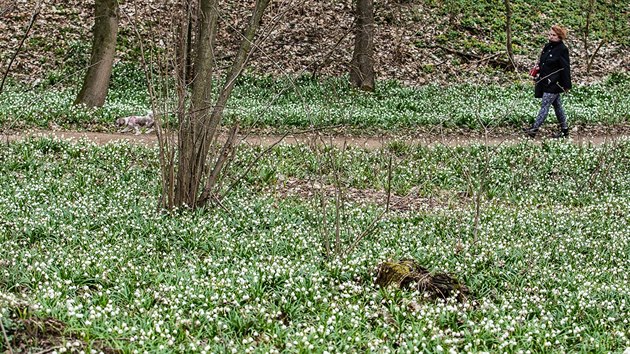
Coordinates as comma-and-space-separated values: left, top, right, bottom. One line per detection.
2, 128, 629, 149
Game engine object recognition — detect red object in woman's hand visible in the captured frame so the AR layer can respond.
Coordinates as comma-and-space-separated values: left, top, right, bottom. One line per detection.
529, 65, 540, 77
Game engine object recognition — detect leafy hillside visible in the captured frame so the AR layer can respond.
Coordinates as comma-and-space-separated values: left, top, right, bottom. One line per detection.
1, 0, 628, 87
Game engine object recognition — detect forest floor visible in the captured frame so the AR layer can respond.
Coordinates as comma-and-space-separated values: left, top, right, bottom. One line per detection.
4, 126, 628, 213
3, 0, 628, 87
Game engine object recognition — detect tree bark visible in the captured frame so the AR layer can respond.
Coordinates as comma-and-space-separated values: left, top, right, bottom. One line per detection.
349, 0, 375, 91
173, 0, 271, 209
75, 0, 119, 108
175, 0, 219, 208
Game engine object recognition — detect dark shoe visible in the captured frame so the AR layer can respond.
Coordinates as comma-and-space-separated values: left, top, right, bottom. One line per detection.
552, 128, 569, 138
523, 127, 538, 138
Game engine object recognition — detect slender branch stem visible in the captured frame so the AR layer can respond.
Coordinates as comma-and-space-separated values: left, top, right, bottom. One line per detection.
345, 153, 393, 257
0, 318, 13, 354
0, 0, 42, 94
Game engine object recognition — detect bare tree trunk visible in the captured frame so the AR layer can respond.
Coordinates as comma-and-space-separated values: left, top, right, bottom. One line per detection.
175, 0, 219, 208
175, 0, 193, 87
186, 13, 195, 85
173, 0, 271, 209
74, 0, 119, 108
349, 0, 375, 91
503, 0, 516, 70
196, 0, 270, 207
179, 0, 196, 86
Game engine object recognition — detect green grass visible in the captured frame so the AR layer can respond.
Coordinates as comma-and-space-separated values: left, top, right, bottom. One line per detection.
1, 137, 629, 352
1, 68, 629, 132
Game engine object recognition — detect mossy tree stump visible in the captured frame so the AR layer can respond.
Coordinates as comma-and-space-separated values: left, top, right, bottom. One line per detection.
375, 259, 470, 303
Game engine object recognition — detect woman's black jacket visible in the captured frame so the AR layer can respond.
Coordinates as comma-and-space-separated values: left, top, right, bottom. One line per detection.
535, 41, 572, 98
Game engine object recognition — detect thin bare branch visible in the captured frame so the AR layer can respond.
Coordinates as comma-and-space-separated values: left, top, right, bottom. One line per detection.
325, 141, 344, 255
0, 318, 13, 354
221, 130, 292, 198
344, 152, 393, 257
309, 19, 355, 79
206, 0, 272, 147
120, 4, 176, 210
321, 197, 331, 257
0, 0, 41, 94
503, 0, 516, 71
587, 39, 606, 74
0, 1, 16, 18
198, 123, 239, 207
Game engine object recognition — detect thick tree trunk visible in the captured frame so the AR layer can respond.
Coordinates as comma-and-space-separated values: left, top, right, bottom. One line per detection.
75, 0, 118, 108
175, 0, 219, 208
173, 0, 270, 209
349, 0, 375, 91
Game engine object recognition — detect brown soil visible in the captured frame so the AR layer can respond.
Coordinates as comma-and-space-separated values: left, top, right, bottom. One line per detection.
2, 127, 629, 149
3, 314, 121, 354
265, 177, 465, 213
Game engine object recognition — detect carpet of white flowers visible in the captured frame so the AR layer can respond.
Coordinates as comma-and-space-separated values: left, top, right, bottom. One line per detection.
2, 72, 629, 131
0, 137, 629, 353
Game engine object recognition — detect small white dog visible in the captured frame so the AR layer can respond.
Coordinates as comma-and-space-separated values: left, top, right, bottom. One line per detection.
116, 111, 155, 135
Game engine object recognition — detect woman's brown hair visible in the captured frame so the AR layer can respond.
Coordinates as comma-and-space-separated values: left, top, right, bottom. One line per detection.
551, 25, 568, 40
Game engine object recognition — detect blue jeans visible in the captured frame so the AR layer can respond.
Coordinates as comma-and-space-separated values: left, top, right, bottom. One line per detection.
533, 92, 567, 130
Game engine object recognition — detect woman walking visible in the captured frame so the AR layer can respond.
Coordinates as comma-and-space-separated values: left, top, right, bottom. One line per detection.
525, 25, 572, 138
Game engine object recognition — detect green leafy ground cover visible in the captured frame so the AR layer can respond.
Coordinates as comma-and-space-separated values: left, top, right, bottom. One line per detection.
1, 69, 629, 133
424, 0, 630, 53
1, 137, 628, 352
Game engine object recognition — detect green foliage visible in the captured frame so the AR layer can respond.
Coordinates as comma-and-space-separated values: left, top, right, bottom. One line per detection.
0, 63, 150, 129
426, 0, 630, 54
3, 70, 628, 132
0, 137, 629, 352
225, 75, 629, 130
